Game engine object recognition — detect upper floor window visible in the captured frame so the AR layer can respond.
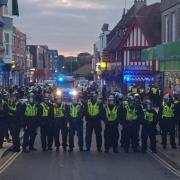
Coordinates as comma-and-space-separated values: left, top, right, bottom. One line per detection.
130, 50, 141, 61
4, 33, 10, 56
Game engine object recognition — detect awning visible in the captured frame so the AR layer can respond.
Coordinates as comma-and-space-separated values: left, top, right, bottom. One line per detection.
160, 60, 180, 72
142, 40, 180, 61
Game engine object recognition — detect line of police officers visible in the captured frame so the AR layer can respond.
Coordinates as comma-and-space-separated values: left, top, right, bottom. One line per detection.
0, 90, 180, 154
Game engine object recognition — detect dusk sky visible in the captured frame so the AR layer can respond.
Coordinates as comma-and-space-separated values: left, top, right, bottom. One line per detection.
14, 0, 160, 56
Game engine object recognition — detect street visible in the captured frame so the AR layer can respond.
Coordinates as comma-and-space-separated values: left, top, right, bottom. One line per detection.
0, 136, 179, 180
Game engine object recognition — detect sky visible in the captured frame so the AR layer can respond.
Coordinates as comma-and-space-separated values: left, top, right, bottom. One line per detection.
14, 0, 160, 57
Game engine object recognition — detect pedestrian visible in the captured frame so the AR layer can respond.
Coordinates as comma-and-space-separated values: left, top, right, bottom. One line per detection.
68, 97, 84, 152
37, 93, 53, 151
158, 95, 177, 149
52, 96, 68, 152
85, 92, 103, 152
103, 95, 120, 153
22, 93, 38, 152
141, 100, 158, 153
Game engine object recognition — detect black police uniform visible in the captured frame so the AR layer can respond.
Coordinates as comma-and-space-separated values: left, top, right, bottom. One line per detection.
0, 99, 8, 148
85, 100, 103, 152
53, 103, 68, 151
8, 100, 22, 152
68, 103, 84, 151
158, 103, 177, 149
22, 102, 38, 151
38, 101, 53, 151
141, 109, 158, 153
103, 104, 120, 152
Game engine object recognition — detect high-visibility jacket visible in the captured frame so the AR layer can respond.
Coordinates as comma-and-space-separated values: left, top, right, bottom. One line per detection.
144, 111, 154, 122
105, 106, 118, 122
131, 87, 137, 94
87, 102, 99, 116
0, 100, 4, 111
70, 104, 81, 118
152, 88, 157, 95
162, 104, 174, 118
174, 100, 179, 105
8, 102, 18, 116
125, 106, 137, 121
25, 103, 37, 117
54, 103, 65, 118
40, 103, 49, 117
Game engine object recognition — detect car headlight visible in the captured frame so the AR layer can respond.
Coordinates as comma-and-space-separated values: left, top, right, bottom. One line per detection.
69, 90, 78, 96
56, 89, 62, 96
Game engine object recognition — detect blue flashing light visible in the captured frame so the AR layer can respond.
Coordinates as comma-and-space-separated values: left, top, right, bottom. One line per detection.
58, 76, 64, 82
69, 91, 72, 95
124, 75, 131, 82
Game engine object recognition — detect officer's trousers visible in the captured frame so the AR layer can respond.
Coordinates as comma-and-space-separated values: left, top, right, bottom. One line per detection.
40, 121, 53, 150
53, 120, 68, 149
0, 119, 5, 146
161, 120, 176, 147
104, 124, 119, 150
141, 126, 156, 152
124, 124, 139, 151
178, 123, 180, 146
69, 121, 83, 149
86, 121, 102, 150
22, 118, 37, 149
9, 117, 20, 150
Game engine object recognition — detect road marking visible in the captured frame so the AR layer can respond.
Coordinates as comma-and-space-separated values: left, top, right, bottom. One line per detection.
148, 151, 180, 177
0, 152, 21, 175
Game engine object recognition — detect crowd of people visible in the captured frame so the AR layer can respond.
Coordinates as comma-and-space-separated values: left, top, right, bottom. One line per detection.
0, 84, 180, 155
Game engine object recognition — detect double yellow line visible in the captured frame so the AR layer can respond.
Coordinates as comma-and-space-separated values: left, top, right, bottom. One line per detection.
0, 152, 21, 175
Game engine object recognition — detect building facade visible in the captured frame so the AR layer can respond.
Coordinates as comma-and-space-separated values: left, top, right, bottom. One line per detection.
48, 49, 59, 78
104, 0, 161, 93
27, 45, 49, 82
161, 0, 180, 93
12, 26, 26, 86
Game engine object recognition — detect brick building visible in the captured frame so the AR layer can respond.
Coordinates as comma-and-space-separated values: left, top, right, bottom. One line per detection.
12, 26, 26, 85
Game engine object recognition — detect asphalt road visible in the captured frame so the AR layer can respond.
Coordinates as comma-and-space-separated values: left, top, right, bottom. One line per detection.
0, 136, 179, 180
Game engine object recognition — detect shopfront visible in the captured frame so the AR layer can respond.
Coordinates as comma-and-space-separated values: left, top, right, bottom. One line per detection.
123, 66, 154, 94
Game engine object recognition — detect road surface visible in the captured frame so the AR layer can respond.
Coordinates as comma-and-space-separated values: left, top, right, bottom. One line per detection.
0, 136, 179, 180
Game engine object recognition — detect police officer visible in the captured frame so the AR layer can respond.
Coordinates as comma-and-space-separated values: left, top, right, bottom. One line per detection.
141, 100, 158, 153
103, 95, 120, 153
85, 92, 103, 152
68, 97, 84, 152
53, 96, 68, 152
121, 97, 142, 153
8, 93, 21, 152
0, 93, 8, 148
22, 93, 38, 152
38, 94, 53, 151
174, 94, 180, 148
158, 95, 177, 149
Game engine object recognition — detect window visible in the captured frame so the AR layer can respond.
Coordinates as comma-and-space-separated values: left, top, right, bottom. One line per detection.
4, 5, 8, 15
4, 33, 10, 56
172, 12, 176, 42
130, 50, 141, 61
165, 15, 169, 43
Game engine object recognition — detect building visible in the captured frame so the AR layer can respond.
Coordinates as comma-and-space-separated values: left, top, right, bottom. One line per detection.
48, 49, 59, 77
104, 0, 161, 93
93, 24, 110, 85
0, 0, 19, 88
142, 0, 180, 94
27, 45, 49, 82
12, 26, 26, 86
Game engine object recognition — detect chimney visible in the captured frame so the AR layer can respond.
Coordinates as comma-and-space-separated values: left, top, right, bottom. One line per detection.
134, 0, 146, 11
102, 24, 109, 32
122, 8, 126, 18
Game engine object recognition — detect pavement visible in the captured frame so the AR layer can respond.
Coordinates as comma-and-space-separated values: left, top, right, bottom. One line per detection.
156, 135, 180, 171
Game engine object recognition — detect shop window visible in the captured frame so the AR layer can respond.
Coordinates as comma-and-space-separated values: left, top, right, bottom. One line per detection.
4, 33, 10, 56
